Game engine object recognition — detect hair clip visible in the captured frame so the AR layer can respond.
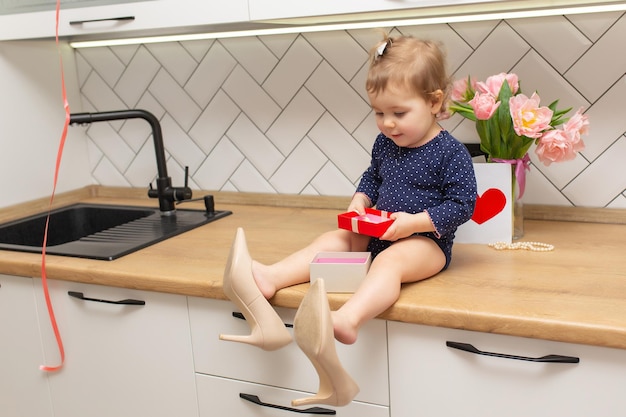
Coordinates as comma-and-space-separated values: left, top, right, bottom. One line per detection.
376, 39, 392, 58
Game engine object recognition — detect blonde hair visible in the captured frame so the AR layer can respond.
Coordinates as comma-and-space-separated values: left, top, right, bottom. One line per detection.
366, 35, 451, 112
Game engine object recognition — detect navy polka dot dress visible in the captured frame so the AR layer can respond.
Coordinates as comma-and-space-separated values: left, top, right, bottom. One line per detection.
356, 130, 477, 269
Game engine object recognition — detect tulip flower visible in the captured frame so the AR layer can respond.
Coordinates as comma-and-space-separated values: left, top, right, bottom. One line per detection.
564, 108, 590, 138
535, 129, 579, 166
509, 93, 553, 139
451, 77, 476, 102
476, 72, 519, 97
469, 92, 501, 120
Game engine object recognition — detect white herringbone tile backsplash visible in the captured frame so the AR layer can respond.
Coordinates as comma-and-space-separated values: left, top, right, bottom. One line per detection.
75, 12, 626, 208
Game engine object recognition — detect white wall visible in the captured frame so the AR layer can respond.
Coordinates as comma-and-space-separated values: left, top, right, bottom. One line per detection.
73, 12, 626, 209
0, 40, 90, 208
2, 12, 625, 209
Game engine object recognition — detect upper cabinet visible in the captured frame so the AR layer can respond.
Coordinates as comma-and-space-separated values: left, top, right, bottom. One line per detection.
249, 0, 504, 21
2, 0, 622, 41
0, 0, 145, 14
0, 0, 249, 41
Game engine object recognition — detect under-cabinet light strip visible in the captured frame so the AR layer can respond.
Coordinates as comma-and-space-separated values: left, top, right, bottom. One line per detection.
70, 3, 626, 48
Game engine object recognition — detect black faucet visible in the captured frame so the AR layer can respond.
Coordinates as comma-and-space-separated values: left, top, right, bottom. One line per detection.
69, 109, 192, 215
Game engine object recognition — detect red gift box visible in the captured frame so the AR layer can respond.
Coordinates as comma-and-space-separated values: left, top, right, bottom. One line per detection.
337, 208, 394, 238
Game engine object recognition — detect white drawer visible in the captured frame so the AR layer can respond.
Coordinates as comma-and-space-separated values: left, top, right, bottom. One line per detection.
196, 373, 389, 417
388, 322, 626, 417
188, 297, 389, 406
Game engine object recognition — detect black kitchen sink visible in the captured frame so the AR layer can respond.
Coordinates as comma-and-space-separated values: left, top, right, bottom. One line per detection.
0, 203, 231, 260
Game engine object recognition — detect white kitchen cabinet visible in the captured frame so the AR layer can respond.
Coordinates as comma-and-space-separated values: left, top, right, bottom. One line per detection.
388, 321, 626, 417
0, 0, 143, 14
0, 0, 249, 40
0, 274, 54, 417
34, 278, 198, 417
188, 297, 390, 416
196, 372, 389, 417
249, 0, 503, 21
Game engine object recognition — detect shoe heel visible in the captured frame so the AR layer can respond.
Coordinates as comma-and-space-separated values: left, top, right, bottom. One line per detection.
291, 278, 359, 407
219, 228, 292, 351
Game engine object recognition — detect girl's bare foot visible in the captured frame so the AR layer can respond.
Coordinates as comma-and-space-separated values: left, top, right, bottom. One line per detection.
331, 310, 359, 345
251, 261, 277, 300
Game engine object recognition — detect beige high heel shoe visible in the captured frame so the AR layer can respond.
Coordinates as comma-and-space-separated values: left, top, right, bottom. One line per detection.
291, 278, 359, 407
219, 227, 292, 351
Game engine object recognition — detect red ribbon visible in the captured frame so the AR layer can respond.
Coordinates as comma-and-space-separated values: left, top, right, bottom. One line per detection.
492, 154, 531, 200
40, 0, 68, 373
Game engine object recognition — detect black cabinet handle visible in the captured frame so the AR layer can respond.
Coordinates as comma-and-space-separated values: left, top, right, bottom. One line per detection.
240, 393, 335, 415
68, 291, 145, 306
69, 16, 135, 25
446, 341, 579, 363
232, 311, 293, 328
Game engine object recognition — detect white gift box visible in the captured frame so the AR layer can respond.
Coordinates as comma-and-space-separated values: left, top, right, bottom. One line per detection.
455, 162, 513, 244
309, 252, 371, 293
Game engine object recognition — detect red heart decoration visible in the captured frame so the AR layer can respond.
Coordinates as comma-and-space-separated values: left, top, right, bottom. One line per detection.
471, 188, 507, 224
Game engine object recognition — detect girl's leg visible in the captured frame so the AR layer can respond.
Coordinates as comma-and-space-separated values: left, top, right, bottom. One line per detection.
219, 228, 368, 351
254, 229, 370, 299
332, 236, 446, 344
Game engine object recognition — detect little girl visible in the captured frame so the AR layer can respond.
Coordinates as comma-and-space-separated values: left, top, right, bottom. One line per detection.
220, 35, 477, 407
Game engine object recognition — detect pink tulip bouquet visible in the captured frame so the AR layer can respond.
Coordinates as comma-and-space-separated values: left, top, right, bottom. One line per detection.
450, 72, 588, 172
449, 72, 589, 239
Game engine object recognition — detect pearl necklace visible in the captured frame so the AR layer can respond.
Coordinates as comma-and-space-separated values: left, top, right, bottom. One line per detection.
488, 241, 555, 252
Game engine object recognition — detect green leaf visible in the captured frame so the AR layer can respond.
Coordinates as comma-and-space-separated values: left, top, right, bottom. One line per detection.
495, 81, 514, 158
497, 79, 514, 103
547, 99, 560, 111
487, 115, 502, 158
463, 75, 475, 102
551, 107, 573, 127
475, 119, 491, 156
449, 102, 478, 121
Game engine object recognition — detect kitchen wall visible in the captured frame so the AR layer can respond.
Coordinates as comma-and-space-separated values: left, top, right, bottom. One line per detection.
0, 41, 90, 208
60, 11, 626, 208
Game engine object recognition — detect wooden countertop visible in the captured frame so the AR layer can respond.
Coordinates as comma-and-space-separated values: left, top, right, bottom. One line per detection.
1, 187, 626, 350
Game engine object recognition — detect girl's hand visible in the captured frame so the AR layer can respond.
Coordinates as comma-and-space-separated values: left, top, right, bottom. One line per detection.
380, 212, 414, 241
380, 212, 434, 241
347, 193, 370, 215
